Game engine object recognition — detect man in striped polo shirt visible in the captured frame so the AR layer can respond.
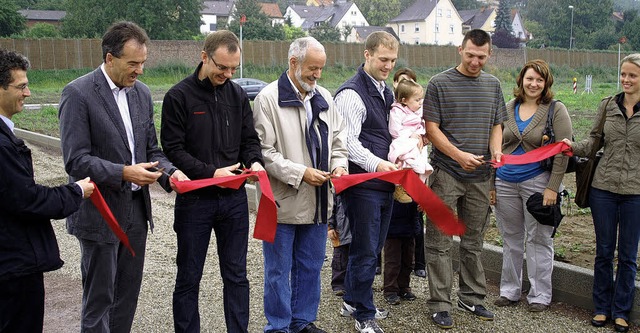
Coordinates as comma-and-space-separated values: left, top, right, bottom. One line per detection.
423, 29, 508, 329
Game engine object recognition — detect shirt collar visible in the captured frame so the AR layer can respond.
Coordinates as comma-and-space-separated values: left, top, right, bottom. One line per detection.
100, 63, 131, 94
0, 114, 14, 133
364, 70, 386, 94
615, 92, 640, 116
286, 71, 315, 101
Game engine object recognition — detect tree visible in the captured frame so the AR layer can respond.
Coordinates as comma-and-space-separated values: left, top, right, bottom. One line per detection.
494, 0, 513, 33
284, 24, 307, 40
228, 0, 285, 40
24, 22, 61, 38
308, 22, 341, 43
61, 0, 202, 39
492, 29, 520, 48
452, 0, 480, 10
0, 0, 26, 37
354, 0, 401, 27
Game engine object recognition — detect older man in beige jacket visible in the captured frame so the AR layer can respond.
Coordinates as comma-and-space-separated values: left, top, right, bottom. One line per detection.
252, 36, 348, 333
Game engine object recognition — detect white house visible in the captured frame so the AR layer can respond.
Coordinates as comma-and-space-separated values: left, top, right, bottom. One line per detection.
387, 0, 464, 46
511, 9, 529, 44
284, 1, 369, 42
200, 1, 235, 34
459, 7, 496, 34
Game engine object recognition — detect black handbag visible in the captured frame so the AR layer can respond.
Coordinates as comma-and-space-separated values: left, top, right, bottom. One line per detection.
540, 100, 578, 173
574, 97, 611, 209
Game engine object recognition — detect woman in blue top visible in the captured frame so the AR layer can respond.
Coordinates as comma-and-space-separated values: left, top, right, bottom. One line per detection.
492, 60, 572, 312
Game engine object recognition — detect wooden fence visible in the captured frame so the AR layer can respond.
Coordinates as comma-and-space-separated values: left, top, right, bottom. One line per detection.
0, 38, 632, 70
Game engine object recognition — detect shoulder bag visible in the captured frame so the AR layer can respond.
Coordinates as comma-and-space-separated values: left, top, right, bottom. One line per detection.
540, 100, 578, 173
574, 97, 611, 208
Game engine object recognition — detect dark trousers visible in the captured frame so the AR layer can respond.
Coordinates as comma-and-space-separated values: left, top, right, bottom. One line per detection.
0, 272, 45, 333
331, 244, 350, 292
172, 189, 249, 333
414, 216, 425, 271
343, 187, 394, 322
78, 193, 147, 333
383, 237, 415, 295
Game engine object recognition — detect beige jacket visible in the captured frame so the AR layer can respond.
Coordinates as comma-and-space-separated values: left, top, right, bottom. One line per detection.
501, 99, 572, 192
573, 95, 640, 195
253, 78, 348, 225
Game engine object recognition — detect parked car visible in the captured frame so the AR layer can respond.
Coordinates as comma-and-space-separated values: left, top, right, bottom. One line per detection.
232, 78, 268, 100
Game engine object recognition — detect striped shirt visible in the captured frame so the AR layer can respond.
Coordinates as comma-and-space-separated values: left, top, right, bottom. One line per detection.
424, 67, 508, 182
334, 75, 388, 173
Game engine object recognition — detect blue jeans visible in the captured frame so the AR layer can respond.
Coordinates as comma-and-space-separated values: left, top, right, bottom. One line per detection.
343, 187, 394, 322
262, 223, 327, 333
172, 189, 249, 333
590, 187, 640, 321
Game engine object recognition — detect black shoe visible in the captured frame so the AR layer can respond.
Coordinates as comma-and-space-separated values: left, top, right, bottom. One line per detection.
414, 269, 426, 278
457, 299, 494, 321
431, 311, 453, 329
299, 323, 327, 333
591, 315, 608, 327
614, 318, 629, 332
399, 291, 416, 301
375, 266, 382, 275
384, 294, 400, 305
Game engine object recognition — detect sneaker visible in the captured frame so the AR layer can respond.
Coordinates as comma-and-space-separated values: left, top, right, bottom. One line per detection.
375, 266, 382, 275
414, 269, 426, 278
399, 291, 416, 301
431, 311, 453, 329
493, 296, 517, 307
457, 299, 494, 321
299, 323, 327, 333
340, 302, 389, 319
355, 319, 384, 333
384, 294, 400, 305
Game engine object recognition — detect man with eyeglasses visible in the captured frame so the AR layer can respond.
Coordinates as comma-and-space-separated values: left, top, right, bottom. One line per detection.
161, 30, 264, 333
0, 49, 95, 333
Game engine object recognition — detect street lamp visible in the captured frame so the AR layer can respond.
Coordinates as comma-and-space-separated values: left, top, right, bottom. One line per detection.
568, 5, 574, 50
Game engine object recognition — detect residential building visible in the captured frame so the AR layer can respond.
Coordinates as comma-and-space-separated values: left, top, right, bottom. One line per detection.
353, 26, 399, 43
18, 9, 66, 27
284, 1, 369, 42
260, 3, 285, 26
201, 1, 235, 34
459, 7, 496, 34
387, 0, 463, 46
510, 8, 529, 44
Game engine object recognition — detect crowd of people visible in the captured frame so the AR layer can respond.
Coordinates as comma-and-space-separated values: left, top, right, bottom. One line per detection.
1, 21, 638, 333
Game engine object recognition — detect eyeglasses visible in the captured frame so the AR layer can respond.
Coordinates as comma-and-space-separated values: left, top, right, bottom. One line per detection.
209, 55, 240, 73
8, 83, 29, 92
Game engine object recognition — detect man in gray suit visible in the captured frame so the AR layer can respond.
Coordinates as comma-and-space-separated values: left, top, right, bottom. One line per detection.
58, 21, 187, 333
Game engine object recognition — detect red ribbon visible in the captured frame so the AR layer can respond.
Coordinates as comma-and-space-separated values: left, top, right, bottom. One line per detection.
89, 181, 136, 256
171, 171, 278, 243
492, 142, 573, 168
331, 169, 466, 236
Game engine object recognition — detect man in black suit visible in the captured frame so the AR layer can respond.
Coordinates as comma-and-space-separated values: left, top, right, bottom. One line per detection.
0, 49, 94, 333
58, 22, 187, 333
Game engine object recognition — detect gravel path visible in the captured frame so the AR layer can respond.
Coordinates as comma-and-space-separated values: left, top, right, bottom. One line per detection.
28, 142, 629, 333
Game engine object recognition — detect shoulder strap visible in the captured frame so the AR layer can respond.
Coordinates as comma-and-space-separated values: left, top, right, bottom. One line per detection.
588, 97, 612, 158
544, 100, 558, 142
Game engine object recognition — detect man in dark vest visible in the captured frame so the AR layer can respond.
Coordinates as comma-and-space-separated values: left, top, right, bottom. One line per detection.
334, 31, 399, 333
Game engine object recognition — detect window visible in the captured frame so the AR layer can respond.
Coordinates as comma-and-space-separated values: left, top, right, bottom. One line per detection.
435, 23, 439, 33
437, 8, 442, 17
449, 24, 454, 34
400, 24, 405, 33
415, 23, 420, 32
447, 9, 452, 18
414, 38, 420, 45
351, 10, 357, 16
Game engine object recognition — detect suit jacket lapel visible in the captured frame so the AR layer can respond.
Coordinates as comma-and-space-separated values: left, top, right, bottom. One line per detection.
93, 69, 132, 154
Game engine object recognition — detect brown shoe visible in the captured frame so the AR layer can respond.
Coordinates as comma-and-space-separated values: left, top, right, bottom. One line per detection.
393, 185, 413, 203
528, 303, 548, 312
614, 318, 629, 332
493, 296, 517, 307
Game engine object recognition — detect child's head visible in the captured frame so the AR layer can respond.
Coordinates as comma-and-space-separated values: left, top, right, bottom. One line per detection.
393, 67, 417, 90
395, 78, 424, 112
